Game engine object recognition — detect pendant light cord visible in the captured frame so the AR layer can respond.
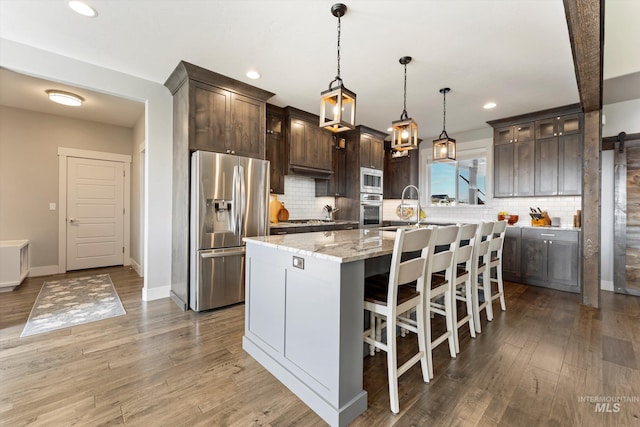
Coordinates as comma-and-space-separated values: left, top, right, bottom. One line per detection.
401, 63, 408, 120
336, 14, 341, 81
442, 89, 446, 131
439, 89, 450, 139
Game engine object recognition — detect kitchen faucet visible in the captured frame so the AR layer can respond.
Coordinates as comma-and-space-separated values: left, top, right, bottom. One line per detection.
400, 184, 421, 228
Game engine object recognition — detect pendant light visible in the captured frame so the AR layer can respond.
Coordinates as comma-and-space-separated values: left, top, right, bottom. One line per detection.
319, 3, 356, 133
433, 87, 456, 161
391, 56, 419, 151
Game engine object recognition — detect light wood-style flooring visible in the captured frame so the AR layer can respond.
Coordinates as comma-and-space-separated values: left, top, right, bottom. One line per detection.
1, 266, 639, 426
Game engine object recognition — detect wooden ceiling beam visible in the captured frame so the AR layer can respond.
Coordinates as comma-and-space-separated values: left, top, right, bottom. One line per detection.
563, 0, 604, 113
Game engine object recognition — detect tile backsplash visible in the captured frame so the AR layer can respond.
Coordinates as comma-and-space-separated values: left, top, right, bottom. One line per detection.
384, 196, 582, 227
277, 175, 335, 220
281, 174, 582, 227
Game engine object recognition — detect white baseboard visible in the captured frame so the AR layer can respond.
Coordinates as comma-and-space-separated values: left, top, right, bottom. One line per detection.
28, 265, 59, 277
130, 258, 143, 278
143, 285, 170, 301
601, 280, 614, 292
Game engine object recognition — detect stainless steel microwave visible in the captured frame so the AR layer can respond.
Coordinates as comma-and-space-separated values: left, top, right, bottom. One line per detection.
360, 167, 383, 194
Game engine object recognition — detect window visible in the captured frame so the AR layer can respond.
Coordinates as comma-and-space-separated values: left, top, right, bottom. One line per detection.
429, 157, 487, 206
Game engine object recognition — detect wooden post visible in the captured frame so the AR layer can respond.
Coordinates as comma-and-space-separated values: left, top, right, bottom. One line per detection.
581, 110, 601, 307
563, 0, 603, 307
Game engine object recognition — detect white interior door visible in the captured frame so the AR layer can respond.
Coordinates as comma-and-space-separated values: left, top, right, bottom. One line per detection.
66, 157, 125, 270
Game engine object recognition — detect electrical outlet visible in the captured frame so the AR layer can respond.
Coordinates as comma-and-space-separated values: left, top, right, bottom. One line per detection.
292, 256, 304, 269
49, 203, 56, 211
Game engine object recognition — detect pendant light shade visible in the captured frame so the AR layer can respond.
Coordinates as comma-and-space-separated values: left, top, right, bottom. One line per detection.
391, 56, 418, 151
320, 3, 356, 133
433, 87, 456, 161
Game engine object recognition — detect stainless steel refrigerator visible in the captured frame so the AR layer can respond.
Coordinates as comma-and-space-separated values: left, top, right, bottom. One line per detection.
190, 151, 269, 311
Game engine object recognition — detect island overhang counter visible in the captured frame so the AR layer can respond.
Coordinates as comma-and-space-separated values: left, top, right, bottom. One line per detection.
242, 228, 397, 427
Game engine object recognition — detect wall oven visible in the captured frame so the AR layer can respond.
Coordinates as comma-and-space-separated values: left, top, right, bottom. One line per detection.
360, 193, 383, 228
360, 167, 383, 194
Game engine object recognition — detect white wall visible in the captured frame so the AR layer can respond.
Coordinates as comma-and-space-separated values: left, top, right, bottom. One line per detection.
0, 38, 173, 301
0, 106, 133, 272
130, 113, 145, 277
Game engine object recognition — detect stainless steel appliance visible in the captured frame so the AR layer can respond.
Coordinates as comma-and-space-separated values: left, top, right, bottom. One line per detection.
360, 167, 383, 193
190, 151, 269, 311
360, 193, 383, 228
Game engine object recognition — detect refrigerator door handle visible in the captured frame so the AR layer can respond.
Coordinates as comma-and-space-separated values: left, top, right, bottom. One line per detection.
199, 247, 246, 259
238, 165, 246, 235
232, 165, 239, 235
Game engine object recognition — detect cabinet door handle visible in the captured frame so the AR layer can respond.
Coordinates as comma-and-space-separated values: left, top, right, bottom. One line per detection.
540, 233, 555, 237
549, 241, 553, 244
543, 240, 547, 244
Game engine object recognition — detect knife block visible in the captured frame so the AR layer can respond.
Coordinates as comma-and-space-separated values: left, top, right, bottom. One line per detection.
531, 212, 552, 226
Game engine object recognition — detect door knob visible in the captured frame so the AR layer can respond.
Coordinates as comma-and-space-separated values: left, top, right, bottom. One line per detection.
68, 218, 77, 223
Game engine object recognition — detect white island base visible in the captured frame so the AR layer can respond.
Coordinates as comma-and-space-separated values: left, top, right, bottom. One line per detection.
243, 240, 371, 427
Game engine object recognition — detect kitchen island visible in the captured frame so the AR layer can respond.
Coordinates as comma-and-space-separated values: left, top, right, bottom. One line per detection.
242, 228, 397, 427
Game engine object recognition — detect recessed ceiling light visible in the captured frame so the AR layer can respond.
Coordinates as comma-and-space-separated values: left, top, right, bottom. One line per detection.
483, 102, 497, 109
46, 90, 84, 107
246, 70, 261, 80
68, 1, 97, 17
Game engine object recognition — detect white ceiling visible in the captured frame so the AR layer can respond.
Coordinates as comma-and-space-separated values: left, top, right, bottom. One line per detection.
0, 0, 638, 138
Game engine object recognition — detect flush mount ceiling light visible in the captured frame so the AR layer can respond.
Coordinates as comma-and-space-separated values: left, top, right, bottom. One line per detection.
319, 3, 356, 133
68, 1, 97, 17
46, 90, 84, 107
246, 70, 261, 80
433, 87, 456, 162
391, 56, 419, 151
483, 102, 497, 109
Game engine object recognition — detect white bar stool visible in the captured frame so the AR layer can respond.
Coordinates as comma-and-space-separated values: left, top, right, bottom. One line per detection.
471, 221, 495, 334
363, 227, 432, 414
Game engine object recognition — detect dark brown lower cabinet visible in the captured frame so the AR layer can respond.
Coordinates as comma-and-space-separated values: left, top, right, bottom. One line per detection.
520, 228, 580, 293
503, 227, 522, 281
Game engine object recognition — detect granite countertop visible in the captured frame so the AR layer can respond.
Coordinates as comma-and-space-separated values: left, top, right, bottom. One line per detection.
270, 220, 359, 229
244, 228, 396, 263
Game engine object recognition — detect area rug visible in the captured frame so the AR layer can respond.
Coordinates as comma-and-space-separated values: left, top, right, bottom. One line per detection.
21, 274, 126, 338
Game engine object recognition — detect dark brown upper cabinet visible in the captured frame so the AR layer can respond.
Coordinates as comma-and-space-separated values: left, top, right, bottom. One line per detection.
488, 105, 583, 198
494, 122, 534, 145
165, 61, 274, 159
315, 141, 348, 197
534, 113, 583, 196
384, 141, 419, 199
266, 104, 286, 194
493, 122, 535, 197
359, 132, 385, 170
284, 107, 333, 178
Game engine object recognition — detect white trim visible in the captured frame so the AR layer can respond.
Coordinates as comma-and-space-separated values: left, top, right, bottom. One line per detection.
601, 280, 614, 292
28, 265, 59, 277
58, 154, 68, 273
130, 258, 143, 277
143, 284, 170, 301
57, 147, 132, 273
58, 147, 132, 164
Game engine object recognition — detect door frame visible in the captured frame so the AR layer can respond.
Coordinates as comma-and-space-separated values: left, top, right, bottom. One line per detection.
58, 147, 132, 273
